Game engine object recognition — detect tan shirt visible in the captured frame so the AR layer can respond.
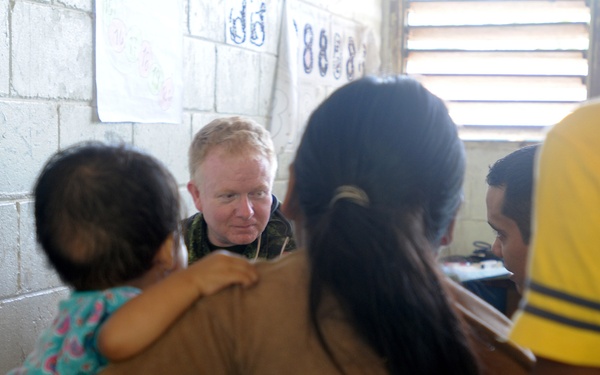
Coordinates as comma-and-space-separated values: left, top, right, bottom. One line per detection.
102, 250, 533, 374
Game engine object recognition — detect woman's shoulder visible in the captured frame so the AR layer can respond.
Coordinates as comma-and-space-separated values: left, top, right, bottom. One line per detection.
189, 249, 309, 314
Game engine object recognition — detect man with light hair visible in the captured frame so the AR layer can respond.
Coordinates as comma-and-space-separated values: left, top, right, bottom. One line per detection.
184, 116, 295, 263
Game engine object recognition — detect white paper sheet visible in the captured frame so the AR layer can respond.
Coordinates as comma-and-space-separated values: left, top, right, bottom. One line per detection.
96, 0, 183, 124
270, 1, 380, 155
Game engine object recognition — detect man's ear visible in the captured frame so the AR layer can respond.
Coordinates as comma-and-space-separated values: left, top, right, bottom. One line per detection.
440, 217, 457, 246
281, 165, 300, 220
187, 181, 203, 212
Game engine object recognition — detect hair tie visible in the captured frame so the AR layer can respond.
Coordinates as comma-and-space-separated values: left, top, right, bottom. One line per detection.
329, 185, 370, 208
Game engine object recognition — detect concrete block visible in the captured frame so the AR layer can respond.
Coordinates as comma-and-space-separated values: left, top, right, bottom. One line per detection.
216, 45, 260, 115
189, 0, 225, 42
463, 141, 523, 220
248, 115, 269, 129
19, 202, 64, 292
0, 288, 70, 374
11, 2, 93, 100
183, 37, 216, 111
180, 186, 197, 218
59, 104, 133, 148
272, 179, 289, 205
55, 0, 93, 12
191, 112, 221, 138
0, 203, 19, 298
449, 219, 495, 257
0, 0, 8, 95
265, 0, 284, 54
0, 100, 59, 194
328, 0, 382, 30
133, 119, 192, 185
275, 150, 294, 180
258, 54, 277, 116
297, 81, 327, 135
189, 111, 221, 178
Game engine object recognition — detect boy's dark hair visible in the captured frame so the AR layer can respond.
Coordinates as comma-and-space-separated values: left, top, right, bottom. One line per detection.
34, 142, 181, 291
486, 144, 540, 244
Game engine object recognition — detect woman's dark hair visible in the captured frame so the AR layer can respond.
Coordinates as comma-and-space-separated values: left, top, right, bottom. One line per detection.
293, 76, 479, 374
34, 141, 181, 291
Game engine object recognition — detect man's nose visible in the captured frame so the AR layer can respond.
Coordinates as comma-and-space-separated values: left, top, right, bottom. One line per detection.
236, 195, 254, 218
491, 238, 503, 258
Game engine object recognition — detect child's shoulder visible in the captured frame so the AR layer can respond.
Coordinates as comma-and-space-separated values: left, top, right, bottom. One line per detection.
65, 286, 141, 317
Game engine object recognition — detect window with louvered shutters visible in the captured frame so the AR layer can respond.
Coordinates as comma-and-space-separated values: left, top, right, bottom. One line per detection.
402, 1, 591, 141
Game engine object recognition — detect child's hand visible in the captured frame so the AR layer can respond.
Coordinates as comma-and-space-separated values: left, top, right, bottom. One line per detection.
188, 250, 258, 297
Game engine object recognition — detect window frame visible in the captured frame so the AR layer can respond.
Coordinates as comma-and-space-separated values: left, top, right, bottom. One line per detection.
381, 0, 599, 142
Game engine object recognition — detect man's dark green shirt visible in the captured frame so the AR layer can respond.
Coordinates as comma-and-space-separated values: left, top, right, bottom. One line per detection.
182, 195, 296, 263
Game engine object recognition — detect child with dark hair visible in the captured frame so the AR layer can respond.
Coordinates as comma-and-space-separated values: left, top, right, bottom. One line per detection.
9, 142, 257, 374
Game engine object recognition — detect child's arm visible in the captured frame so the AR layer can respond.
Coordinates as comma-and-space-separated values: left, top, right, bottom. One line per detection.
97, 250, 258, 362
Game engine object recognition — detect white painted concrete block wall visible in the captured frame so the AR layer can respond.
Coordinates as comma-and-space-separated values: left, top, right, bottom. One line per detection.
0, 0, 382, 371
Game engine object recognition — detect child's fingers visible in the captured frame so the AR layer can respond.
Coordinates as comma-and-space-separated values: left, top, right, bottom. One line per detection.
222, 256, 258, 286
192, 250, 259, 293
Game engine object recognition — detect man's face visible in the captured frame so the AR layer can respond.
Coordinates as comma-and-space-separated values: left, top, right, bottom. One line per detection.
486, 185, 529, 293
188, 147, 273, 248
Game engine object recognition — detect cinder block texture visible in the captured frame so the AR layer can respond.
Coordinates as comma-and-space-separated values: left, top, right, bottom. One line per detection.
0, 288, 69, 374
272, 180, 289, 205
463, 141, 525, 220
0, 203, 19, 298
449, 219, 496, 257
216, 45, 260, 114
275, 150, 295, 181
55, 0, 93, 12
191, 112, 221, 137
11, 2, 93, 99
189, 0, 225, 42
133, 120, 192, 185
59, 104, 133, 148
180, 186, 196, 218
183, 37, 216, 111
0, 101, 59, 194
0, 0, 8, 95
19, 202, 63, 292
258, 54, 277, 116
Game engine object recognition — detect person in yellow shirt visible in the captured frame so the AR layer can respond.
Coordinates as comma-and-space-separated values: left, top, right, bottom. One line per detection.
510, 100, 600, 374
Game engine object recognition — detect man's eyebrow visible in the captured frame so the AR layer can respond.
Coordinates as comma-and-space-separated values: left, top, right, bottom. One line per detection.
487, 221, 501, 233
488, 221, 506, 236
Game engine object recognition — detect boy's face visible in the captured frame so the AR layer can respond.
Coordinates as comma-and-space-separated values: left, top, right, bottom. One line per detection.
188, 147, 274, 248
486, 185, 529, 294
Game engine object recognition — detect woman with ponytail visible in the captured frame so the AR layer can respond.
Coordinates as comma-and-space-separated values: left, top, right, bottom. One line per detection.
103, 76, 534, 374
